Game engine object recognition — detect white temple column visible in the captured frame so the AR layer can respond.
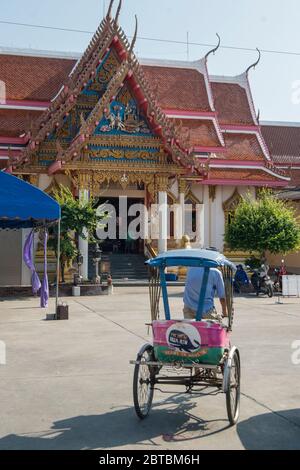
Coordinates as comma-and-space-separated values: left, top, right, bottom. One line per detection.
178, 179, 186, 239
157, 177, 168, 253
202, 185, 210, 248
78, 187, 89, 280
210, 186, 224, 251
197, 203, 205, 248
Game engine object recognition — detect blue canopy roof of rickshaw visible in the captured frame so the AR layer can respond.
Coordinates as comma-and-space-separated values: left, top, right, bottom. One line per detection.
146, 248, 236, 269
0, 171, 61, 229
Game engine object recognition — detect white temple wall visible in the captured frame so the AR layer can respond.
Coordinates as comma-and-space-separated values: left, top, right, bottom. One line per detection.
189, 184, 257, 252
0, 229, 31, 286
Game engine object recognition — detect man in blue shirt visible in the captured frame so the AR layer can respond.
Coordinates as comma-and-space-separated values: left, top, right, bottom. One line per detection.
183, 267, 227, 322
233, 264, 249, 293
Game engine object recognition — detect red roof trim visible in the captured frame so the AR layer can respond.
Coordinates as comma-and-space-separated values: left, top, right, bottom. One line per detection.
221, 124, 260, 132
0, 136, 29, 144
164, 109, 216, 118
3, 100, 50, 108
0, 149, 21, 157
203, 178, 287, 187
210, 159, 269, 167
193, 146, 226, 153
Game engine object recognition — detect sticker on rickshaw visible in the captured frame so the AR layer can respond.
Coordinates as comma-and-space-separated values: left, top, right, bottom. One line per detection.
166, 323, 202, 353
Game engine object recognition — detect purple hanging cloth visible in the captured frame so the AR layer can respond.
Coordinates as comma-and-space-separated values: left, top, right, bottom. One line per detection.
23, 229, 41, 295
40, 229, 49, 308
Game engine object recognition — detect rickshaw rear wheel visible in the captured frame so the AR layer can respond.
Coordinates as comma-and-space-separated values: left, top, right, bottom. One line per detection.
225, 349, 241, 426
133, 344, 155, 419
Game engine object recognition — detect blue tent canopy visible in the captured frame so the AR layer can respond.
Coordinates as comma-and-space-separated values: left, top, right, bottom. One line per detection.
0, 171, 61, 229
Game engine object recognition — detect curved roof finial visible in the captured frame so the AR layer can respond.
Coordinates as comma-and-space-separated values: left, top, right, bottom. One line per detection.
106, 0, 115, 18
115, 0, 122, 23
257, 108, 260, 124
245, 48, 261, 75
129, 15, 138, 57
205, 33, 221, 61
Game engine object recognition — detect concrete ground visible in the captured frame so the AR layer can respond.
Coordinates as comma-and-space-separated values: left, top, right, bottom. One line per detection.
0, 288, 299, 450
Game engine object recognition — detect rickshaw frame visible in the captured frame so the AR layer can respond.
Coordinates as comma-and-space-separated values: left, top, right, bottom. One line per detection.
130, 249, 241, 426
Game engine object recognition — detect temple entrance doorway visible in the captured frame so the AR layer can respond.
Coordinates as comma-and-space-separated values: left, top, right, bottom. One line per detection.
96, 197, 145, 255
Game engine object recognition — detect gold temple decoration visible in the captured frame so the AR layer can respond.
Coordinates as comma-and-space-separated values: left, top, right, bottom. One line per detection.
223, 188, 242, 226
88, 149, 160, 161
178, 179, 188, 195
185, 189, 202, 205
65, 170, 92, 192
155, 175, 169, 192
28, 174, 39, 186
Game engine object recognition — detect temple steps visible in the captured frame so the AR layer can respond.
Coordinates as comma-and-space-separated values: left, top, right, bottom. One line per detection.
99, 253, 149, 281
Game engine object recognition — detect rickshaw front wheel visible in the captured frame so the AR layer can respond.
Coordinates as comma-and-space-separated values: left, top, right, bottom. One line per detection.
225, 348, 241, 426
133, 344, 155, 419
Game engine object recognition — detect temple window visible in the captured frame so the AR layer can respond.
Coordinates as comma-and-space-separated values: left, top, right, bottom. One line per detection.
185, 190, 201, 241
167, 192, 176, 238
223, 189, 242, 227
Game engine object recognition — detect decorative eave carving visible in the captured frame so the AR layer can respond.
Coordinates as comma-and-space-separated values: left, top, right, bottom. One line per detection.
223, 188, 242, 211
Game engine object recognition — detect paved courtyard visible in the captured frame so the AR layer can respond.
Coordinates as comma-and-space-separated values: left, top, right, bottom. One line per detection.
0, 287, 300, 450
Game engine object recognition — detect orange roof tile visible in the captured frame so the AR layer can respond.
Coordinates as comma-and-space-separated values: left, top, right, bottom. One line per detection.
208, 168, 284, 183
172, 118, 221, 148
211, 81, 254, 126
0, 54, 76, 102
289, 170, 300, 187
261, 124, 300, 164
142, 65, 211, 112
0, 109, 43, 137
222, 133, 264, 161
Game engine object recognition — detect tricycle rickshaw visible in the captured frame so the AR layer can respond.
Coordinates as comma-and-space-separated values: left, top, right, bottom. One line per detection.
130, 248, 241, 426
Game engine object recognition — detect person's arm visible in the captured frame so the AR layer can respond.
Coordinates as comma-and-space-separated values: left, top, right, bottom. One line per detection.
215, 270, 227, 317
220, 298, 227, 317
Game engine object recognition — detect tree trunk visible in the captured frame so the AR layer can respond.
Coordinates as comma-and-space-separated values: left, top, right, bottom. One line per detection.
260, 251, 266, 264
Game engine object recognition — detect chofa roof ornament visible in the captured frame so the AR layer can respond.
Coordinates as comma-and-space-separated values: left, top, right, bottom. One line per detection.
115, 0, 122, 24
245, 48, 261, 76
129, 15, 138, 57
106, 0, 115, 19
205, 33, 221, 61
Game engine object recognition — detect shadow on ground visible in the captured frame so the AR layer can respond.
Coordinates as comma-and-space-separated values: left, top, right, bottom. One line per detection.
0, 395, 230, 450
237, 408, 300, 450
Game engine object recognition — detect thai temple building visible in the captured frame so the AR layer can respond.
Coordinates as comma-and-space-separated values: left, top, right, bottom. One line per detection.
0, 0, 299, 283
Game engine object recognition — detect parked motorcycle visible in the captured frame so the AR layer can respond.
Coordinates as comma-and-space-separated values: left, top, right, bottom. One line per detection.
273, 262, 287, 294
251, 267, 274, 297
273, 268, 281, 293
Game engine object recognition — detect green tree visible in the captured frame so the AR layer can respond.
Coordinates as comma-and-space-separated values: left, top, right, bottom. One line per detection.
224, 189, 300, 261
49, 186, 106, 282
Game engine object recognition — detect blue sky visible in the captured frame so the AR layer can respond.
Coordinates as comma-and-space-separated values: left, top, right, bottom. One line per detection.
0, 0, 299, 122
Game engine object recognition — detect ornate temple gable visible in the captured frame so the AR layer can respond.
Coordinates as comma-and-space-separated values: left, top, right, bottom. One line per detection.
59, 58, 196, 171
55, 41, 200, 172
92, 85, 156, 139
85, 82, 167, 166
16, 0, 200, 177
